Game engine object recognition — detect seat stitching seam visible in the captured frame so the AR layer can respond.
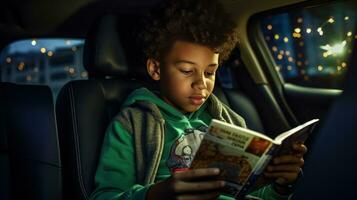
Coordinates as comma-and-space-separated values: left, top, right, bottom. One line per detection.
69, 85, 89, 199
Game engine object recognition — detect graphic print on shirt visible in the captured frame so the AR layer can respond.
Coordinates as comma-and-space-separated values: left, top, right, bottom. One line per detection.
166, 125, 208, 173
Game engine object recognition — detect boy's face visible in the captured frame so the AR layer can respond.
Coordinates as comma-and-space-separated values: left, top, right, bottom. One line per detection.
147, 40, 219, 113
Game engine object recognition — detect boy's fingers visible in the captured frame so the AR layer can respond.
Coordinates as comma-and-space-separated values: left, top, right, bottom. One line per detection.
293, 144, 308, 154
173, 168, 220, 181
173, 180, 225, 193
266, 165, 301, 173
273, 156, 304, 166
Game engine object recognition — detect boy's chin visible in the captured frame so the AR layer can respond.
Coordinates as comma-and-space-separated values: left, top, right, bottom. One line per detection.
181, 105, 202, 113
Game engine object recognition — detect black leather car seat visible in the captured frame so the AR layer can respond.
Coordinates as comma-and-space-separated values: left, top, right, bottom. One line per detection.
0, 83, 62, 200
56, 14, 151, 200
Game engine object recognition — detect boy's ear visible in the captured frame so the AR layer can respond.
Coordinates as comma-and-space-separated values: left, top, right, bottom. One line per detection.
147, 58, 161, 81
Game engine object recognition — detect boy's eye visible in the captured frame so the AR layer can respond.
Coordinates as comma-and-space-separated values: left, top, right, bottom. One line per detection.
180, 70, 193, 75
205, 71, 215, 76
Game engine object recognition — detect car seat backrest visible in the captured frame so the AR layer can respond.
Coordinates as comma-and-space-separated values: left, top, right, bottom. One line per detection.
56, 79, 146, 200
1, 83, 62, 200
56, 13, 153, 200
0, 83, 10, 200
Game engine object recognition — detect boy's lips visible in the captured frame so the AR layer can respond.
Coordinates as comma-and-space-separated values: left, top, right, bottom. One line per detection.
189, 95, 206, 105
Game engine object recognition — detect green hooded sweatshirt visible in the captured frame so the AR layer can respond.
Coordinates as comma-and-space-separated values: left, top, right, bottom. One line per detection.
90, 88, 291, 200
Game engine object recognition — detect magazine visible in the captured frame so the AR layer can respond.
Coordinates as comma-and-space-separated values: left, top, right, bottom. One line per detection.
190, 118, 319, 199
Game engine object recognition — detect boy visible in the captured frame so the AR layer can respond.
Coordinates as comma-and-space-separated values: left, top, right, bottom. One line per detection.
90, 0, 306, 199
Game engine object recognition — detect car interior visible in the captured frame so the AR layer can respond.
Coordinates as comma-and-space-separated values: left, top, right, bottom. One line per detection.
1, 0, 356, 199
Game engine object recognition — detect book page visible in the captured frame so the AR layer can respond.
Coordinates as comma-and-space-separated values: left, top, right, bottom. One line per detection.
274, 119, 319, 144
274, 119, 319, 156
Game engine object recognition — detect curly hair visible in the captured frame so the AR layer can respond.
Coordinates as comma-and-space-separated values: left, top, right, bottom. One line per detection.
141, 0, 239, 63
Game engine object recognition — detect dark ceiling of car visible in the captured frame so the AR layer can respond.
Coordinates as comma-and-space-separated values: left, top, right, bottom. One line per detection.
1, 0, 163, 47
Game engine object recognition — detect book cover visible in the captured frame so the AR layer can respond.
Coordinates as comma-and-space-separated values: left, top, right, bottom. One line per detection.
190, 119, 319, 199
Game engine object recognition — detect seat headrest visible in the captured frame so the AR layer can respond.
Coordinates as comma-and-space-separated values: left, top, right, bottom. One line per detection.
83, 14, 148, 78
83, 14, 128, 76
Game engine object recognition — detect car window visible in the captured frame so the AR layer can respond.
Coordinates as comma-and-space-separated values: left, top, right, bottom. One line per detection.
260, 1, 356, 89
0, 39, 87, 98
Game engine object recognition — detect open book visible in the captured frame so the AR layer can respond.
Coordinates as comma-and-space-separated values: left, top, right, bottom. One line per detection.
190, 118, 319, 199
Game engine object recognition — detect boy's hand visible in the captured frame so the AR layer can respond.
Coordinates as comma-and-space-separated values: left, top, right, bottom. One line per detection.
147, 168, 225, 200
264, 143, 307, 187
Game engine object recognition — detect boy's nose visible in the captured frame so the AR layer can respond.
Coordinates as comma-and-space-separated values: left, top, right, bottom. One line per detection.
192, 74, 207, 90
